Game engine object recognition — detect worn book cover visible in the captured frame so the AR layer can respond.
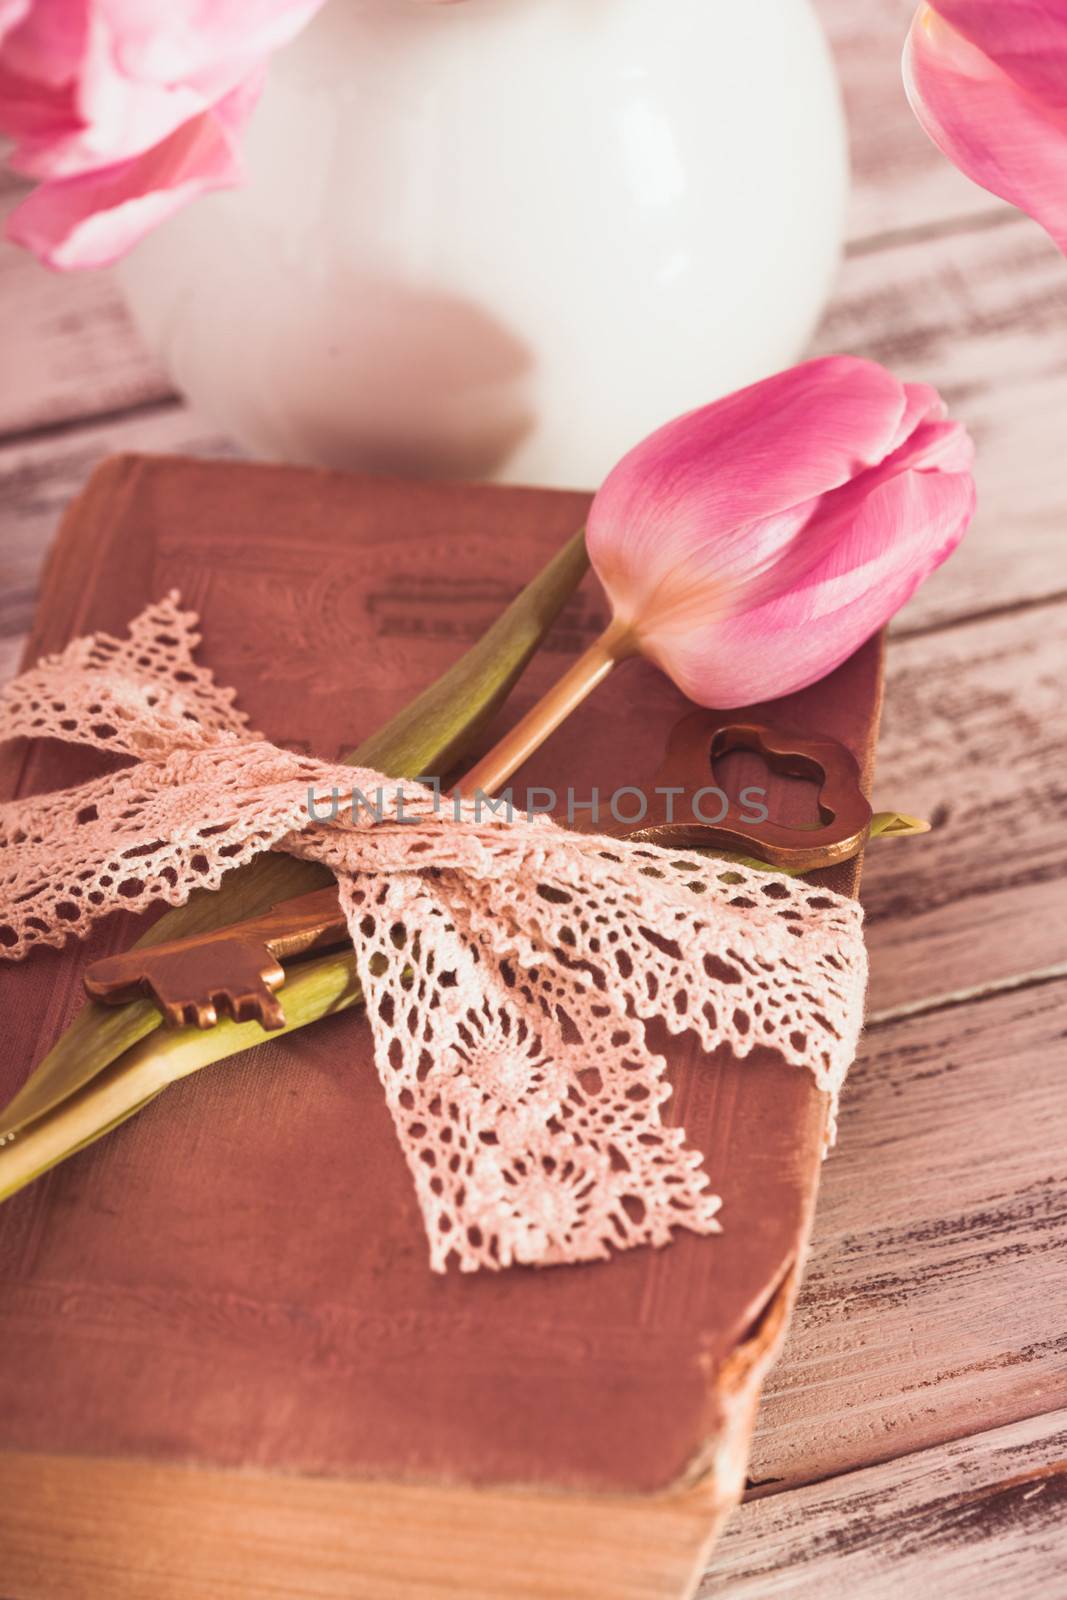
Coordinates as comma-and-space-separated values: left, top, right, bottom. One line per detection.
0, 455, 882, 1586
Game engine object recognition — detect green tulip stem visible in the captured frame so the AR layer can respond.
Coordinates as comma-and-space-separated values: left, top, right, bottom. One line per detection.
460, 617, 634, 796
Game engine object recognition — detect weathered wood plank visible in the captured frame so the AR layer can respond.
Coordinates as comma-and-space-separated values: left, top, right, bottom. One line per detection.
0, 173, 173, 439
704, 1408, 1067, 1597
0, 407, 237, 653
5, 212, 1065, 662
812, 214, 1067, 635
864, 600, 1067, 1013
743, 978, 1067, 1490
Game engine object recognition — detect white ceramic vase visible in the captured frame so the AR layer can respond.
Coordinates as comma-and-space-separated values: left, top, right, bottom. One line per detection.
117, 0, 848, 488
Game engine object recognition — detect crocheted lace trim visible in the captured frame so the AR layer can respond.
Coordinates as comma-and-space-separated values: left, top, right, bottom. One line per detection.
0, 596, 867, 1273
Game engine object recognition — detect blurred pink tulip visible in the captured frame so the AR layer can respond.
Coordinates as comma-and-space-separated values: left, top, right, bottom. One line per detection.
585, 356, 975, 708
904, 2, 1067, 253
0, 0, 324, 269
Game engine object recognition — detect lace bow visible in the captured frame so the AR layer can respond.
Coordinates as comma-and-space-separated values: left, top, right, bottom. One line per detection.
0, 596, 867, 1273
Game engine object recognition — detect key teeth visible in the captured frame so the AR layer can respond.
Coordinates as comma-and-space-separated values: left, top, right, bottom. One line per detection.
84, 938, 292, 1032
218, 989, 287, 1031
226, 993, 252, 1027
154, 990, 288, 1032
254, 991, 288, 1031
158, 998, 186, 1029
262, 960, 287, 994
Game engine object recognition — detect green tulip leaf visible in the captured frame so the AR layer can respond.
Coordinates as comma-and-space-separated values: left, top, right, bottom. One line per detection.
869, 810, 931, 839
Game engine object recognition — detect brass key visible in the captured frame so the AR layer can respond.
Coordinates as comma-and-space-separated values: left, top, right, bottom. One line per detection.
83, 719, 872, 1030
84, 887, 347, 1030
625, 712, 873, 871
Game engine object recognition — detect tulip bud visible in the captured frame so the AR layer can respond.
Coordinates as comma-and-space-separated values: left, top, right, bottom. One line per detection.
463, 355, 973, 797
585, 355, 975, 707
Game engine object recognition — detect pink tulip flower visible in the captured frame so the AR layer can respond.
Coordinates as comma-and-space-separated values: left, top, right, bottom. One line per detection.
904, 2, 1067, 253
586, 355, 974, 707
463, 356, 974, 796
0, 0, 324, 269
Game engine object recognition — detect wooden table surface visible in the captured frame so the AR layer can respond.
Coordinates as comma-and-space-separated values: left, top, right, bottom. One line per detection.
1, 3, 1065, 1595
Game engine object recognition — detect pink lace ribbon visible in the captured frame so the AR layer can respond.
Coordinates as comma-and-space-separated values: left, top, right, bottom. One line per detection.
0, 596, 867, 1273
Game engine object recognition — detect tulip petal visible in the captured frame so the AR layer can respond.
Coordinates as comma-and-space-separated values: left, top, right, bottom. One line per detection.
590, 355, 974, 709
0, 58, 79, 154
0, 0, 325, 266
650, 464, 975, 708
4, 71, 261, 269
0, 0, 86, 85
904, 5, 1067, 252
3, 7, 265, 181
0, 0, 30, 49
587, 357, 917, 630
887, 379, 944, 452
931, 1, 1067, 108
60, 2, 326, 177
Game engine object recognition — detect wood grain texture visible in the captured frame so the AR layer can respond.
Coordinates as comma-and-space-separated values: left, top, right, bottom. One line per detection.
811, 215, 1067, 635
0, 407, 236, 652
0, 1450, 726, 1600
4, 216, 1062, 659
814, 0, 1014, 242
863, 599, 1067, 1015
747, 978, 1067, 1488
5, 206, 1065, 663
0, 176, 172, 439
703, 1409, 1067, 1598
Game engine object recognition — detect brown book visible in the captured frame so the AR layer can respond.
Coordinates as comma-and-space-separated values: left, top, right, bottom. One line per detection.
0, 456, 883, 1600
